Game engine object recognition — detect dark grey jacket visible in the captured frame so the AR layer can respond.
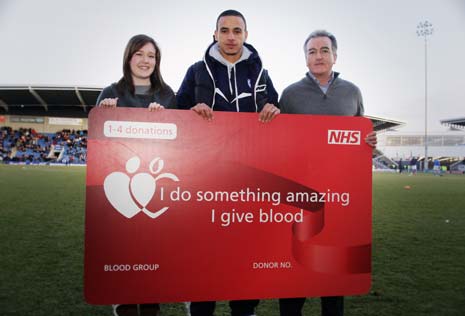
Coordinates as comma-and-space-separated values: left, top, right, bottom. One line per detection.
96, 83, 176, 109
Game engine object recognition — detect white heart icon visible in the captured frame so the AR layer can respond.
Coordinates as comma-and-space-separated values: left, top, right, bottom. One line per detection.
103, 172, 141, 218
103, 156, 179, 219
130, 173, 156, 209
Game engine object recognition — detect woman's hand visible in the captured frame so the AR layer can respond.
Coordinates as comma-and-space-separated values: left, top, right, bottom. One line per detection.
148, 102, 165, 111
99, 98, 118, 108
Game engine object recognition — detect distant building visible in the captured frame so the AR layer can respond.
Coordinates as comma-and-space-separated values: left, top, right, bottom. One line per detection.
377, 117, 465, 160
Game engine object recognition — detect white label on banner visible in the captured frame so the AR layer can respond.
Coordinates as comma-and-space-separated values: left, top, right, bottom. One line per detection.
103, 121, 177, 140
328, 130, 361, 145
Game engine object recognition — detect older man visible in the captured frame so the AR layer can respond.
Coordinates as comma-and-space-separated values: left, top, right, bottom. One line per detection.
278, 29, 376, 316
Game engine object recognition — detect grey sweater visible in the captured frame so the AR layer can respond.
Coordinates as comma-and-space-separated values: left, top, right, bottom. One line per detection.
279, 72, 364, 116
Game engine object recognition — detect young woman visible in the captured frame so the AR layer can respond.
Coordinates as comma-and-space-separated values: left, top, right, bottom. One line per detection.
97, 34, 175, 316
97, 34, 176, 111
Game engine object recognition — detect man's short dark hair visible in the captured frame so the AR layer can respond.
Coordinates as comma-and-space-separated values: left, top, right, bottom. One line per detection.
216, 9, 247, 31
303, 30, 338, 53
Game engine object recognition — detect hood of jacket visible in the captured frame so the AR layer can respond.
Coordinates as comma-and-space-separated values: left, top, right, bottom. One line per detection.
200, 41, 265, 112
203, 41, 263, 77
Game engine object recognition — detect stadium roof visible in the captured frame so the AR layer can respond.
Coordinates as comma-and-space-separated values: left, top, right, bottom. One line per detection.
0, 86, 404, 131
365, 115, 404, 132
0, 86, 101, 118
440, 117, 465, 130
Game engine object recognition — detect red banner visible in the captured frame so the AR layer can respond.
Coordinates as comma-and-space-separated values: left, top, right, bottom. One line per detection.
84, 108, 372, 304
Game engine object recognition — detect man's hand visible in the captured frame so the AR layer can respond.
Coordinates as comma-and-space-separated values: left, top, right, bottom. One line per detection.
148, 102, 165, 112
365, 131, 377, 148
191, 103, 213, 121
99, 97, 118, 108
259, 103, 280, 123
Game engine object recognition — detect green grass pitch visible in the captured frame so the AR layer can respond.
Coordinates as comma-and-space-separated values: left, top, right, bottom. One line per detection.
1, 165, 464, 315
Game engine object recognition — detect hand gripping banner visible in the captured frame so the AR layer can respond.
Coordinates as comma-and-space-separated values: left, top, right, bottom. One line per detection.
84, 108, 372, 304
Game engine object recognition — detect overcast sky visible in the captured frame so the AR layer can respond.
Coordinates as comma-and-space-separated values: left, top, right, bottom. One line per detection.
1, 0, 464, 132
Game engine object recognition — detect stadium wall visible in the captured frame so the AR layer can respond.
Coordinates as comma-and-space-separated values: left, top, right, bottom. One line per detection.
0, 114, 88, 132
378, 131, 465, 159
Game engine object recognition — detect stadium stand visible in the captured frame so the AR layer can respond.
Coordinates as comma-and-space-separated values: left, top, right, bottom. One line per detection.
0, 126, 87, 165
377, 129, 465, 173
0, 86, 93, 165
439, 118, 465, 173
0, 86, 404, 128
2, 86, 463, 173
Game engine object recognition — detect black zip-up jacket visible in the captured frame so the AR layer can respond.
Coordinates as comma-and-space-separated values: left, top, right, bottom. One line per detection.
176, 42, 278, 112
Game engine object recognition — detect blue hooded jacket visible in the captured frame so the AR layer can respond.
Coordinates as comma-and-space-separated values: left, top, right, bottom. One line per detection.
177, 41, 278, 112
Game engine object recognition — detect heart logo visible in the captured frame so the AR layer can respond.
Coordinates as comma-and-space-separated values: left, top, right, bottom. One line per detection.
103, 156, 179, 219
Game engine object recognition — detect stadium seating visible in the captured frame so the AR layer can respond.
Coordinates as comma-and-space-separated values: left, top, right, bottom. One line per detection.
0, 126, 87, 165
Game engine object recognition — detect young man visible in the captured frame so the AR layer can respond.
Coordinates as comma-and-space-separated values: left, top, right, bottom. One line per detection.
278, 30, 377, 316
177, 9, 279, 123
176, 9, 280, 316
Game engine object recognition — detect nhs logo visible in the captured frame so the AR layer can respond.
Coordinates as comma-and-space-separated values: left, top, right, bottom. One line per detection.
328, 130, 361, 145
